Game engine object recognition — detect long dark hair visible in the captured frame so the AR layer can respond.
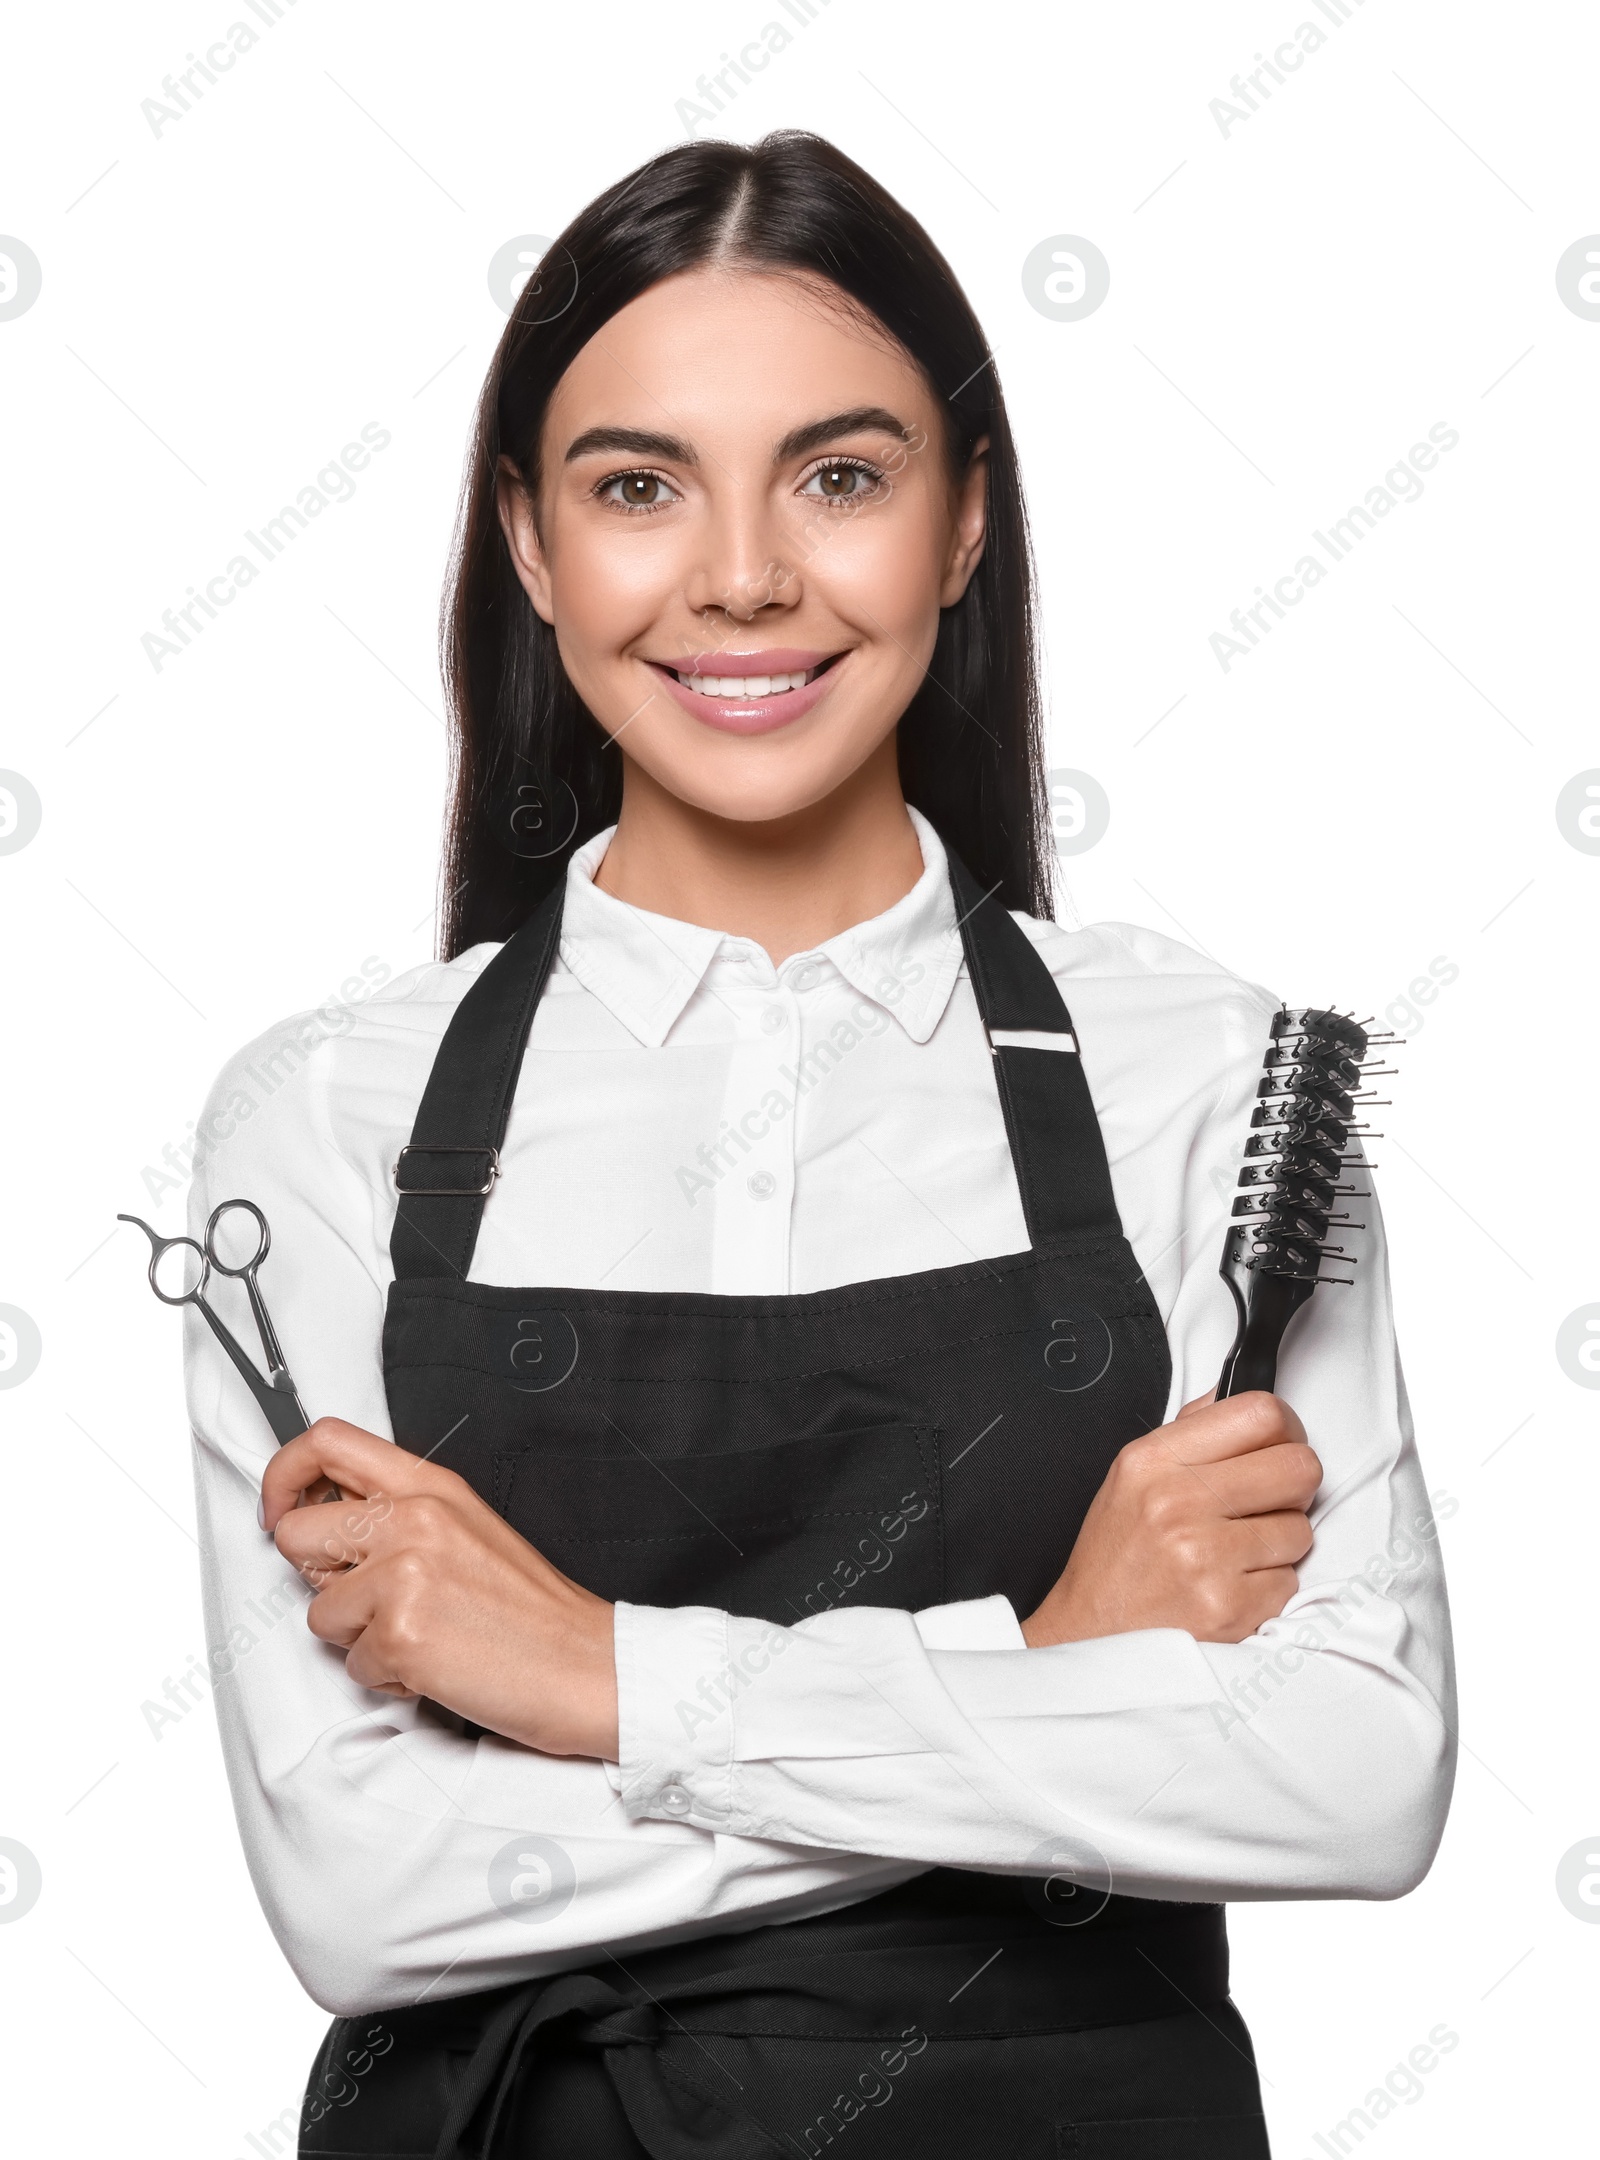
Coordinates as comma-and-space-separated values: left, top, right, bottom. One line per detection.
439, 130, 1051, 957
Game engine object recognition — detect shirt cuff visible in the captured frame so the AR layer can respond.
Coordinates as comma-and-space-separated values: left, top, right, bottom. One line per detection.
613, 1596, 1025, 1829
912, 1594, 1025, 1650
614, 1601, 741, 1828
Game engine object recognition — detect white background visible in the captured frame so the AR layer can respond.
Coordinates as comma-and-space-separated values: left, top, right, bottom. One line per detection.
2, 2, 1594, 2153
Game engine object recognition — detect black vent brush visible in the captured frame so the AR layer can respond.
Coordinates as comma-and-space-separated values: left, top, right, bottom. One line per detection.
1217, 1008, 1399, 1398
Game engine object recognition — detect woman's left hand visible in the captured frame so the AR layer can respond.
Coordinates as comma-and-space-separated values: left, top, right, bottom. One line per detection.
261, 1418, 618, 1760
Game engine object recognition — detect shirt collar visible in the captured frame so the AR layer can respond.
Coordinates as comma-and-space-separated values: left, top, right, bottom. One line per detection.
557, 806, 965, 1049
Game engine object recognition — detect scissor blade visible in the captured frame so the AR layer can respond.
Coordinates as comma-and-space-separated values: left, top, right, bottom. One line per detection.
260, 1384, 310, 1445
196, 1301, 307, 1446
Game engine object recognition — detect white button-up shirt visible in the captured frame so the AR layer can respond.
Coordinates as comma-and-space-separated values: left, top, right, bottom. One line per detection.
184, 810, 1454, 2016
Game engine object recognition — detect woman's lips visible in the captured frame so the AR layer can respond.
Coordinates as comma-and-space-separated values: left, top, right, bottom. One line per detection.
646, 651, 847, 735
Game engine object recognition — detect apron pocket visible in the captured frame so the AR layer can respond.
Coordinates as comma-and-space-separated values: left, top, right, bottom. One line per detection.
493, 1421, 943, 1623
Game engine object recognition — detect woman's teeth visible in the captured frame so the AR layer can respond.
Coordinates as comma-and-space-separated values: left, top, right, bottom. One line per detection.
672, 667, 818, 697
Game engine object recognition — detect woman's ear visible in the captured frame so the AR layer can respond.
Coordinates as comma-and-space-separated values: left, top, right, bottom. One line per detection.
939, 434, 989, 607
495, 456, 555, 624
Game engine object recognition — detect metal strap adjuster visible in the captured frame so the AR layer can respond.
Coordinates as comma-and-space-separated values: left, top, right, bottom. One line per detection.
392, 1144, 502, 1197
985, 1026, 1080, 1056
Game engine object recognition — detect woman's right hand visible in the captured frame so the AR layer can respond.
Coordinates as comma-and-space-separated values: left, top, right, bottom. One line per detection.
1021, 1391, 1322, 1648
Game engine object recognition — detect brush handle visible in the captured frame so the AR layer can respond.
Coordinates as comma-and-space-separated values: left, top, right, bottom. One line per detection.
1217, 1270, 1311, 1398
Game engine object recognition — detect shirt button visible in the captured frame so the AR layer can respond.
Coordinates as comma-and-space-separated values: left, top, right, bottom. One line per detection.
791, 962, 821, 993
760, 1005, 787, 1035
747, 1170, 776, 1200
660, 1783, 692, 1817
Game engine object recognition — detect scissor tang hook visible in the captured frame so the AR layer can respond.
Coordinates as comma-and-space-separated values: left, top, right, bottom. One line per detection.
118, 1209, 309, 1445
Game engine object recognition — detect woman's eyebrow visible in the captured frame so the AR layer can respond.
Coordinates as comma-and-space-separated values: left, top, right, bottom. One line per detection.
564, 425, 697, 465
774, 407, 914, 461
561, 407, 914, 470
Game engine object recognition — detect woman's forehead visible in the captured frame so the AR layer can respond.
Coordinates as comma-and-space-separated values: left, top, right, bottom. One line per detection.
543, 267, 931, 457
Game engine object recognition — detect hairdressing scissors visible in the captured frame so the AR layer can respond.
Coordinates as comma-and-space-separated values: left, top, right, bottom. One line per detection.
119, 1199, 309, 1445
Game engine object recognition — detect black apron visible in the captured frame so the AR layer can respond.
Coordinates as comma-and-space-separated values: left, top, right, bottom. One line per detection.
299, 854, 1269, 2160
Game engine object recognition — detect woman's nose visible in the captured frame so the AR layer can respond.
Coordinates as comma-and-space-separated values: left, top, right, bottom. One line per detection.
682, 491, 799, 623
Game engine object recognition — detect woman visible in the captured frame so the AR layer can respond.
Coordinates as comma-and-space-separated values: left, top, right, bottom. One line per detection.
187, 133, 1454, 2158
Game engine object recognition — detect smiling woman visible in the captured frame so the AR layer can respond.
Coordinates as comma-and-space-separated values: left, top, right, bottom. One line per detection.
485, 260, 996, 952
440, 134, 1046, 953
182, 129, 1452, 2160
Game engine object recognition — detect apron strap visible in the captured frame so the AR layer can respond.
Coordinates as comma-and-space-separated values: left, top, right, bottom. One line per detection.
389, 879, 567, 1282
946, 852, 1124, 1244
389, 843, 1124, 1282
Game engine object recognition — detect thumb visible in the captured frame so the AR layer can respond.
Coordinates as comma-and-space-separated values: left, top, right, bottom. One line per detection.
1176, 1388, 1218, 1420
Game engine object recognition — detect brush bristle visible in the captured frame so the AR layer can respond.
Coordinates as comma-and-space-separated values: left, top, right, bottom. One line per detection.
1229, 1008, 1372, 1284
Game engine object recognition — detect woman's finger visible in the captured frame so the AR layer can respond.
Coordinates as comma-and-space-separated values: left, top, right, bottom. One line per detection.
261, 1418, 429, 1531
1202, 1439, 1324, 1519
344, 1629, 415, 1695
273, 1488, 402, 1577
1147, 1390, 1308, 1469
302, 1557, 385, 1650
307, 1561, 422, 1695
1218, 1509, 1315, 1573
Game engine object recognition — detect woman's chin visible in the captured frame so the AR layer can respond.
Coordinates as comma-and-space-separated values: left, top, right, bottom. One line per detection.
636, 756, 879, 829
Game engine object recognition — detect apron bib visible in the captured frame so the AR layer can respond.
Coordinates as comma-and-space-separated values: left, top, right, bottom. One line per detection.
299, 854, 1268, 2160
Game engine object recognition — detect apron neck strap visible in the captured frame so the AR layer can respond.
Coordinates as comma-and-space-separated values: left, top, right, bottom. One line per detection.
389, 879, 567, 1283
945, 851, 1124, 1246
389, 846, 1125, 1283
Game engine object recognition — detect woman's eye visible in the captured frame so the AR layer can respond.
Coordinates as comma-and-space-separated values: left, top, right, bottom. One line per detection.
598, 471, 677, 509
800, 459, 883, 503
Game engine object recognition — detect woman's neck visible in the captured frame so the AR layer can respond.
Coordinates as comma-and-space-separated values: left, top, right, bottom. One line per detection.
593, 739, 924, 965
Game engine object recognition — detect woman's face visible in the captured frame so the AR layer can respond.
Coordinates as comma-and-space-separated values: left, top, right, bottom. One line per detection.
497, 266, 988, 826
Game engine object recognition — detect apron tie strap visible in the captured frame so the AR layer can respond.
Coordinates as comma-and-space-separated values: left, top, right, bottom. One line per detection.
430, 1971, 780, 2160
